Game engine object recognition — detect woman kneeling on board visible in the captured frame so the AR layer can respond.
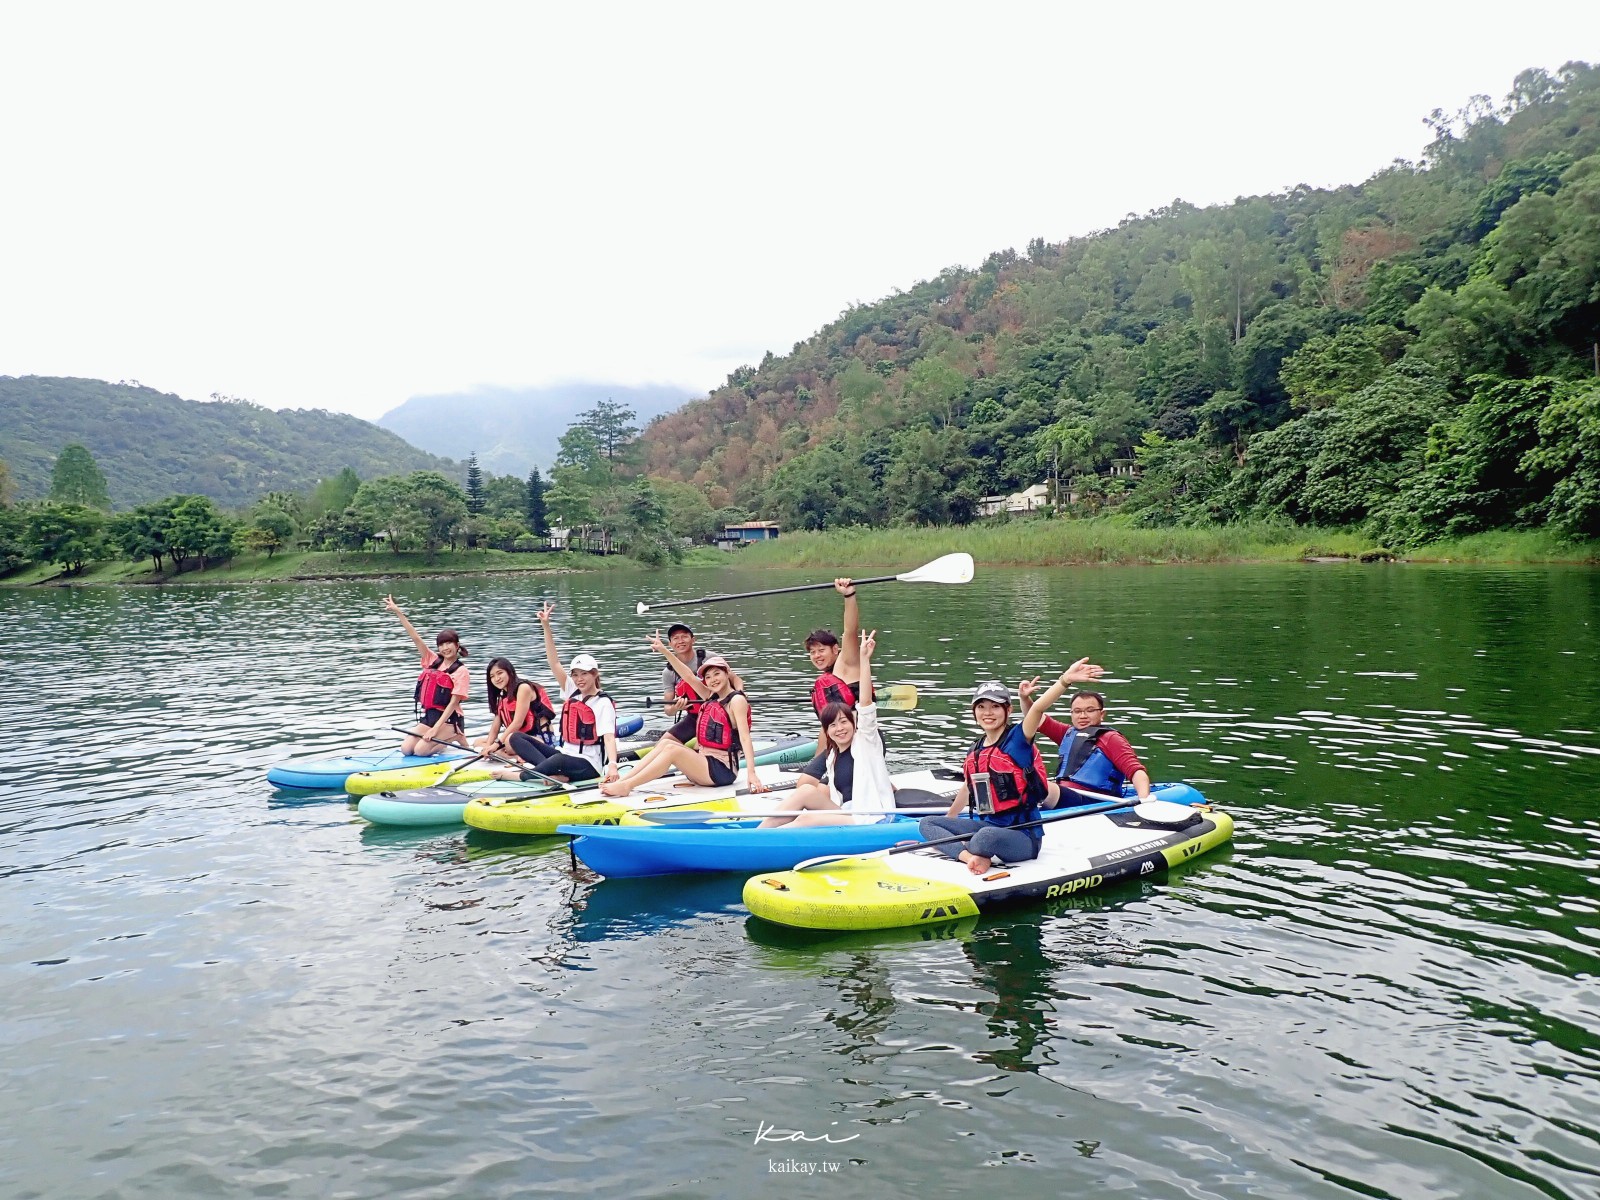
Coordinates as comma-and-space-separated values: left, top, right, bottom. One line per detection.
385, 594, 471, 756
599, 634, 767, 797
494, 601, 620, 785
919, 658, 1102, 875
759, 629, 891, 828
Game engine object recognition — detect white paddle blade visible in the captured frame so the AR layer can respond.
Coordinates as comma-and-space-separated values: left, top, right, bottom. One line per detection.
1132, 799, 1201, 828
896, 552, 974, 585
635, 601, 650, 616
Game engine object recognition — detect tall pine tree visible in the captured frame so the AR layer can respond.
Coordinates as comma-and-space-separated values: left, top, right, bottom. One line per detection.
525, 467, 547, 536
465, 452, 484, 515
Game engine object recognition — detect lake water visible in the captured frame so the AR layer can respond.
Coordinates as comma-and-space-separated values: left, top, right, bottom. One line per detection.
3, 563, 1599, 1198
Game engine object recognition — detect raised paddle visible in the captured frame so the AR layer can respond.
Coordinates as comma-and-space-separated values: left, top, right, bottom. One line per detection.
634, 552, 975, 616
791, 796, 1137, 871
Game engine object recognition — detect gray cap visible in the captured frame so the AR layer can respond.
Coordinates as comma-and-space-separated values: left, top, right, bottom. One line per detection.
970, 681, 1011, 708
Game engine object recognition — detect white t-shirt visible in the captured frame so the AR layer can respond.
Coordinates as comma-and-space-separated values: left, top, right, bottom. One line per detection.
560, 686, 618, 769
831, 702, 896, 824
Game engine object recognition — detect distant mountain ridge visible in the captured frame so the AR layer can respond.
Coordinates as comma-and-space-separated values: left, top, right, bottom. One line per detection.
0, 376, 456, 509
378, 382, 697, 478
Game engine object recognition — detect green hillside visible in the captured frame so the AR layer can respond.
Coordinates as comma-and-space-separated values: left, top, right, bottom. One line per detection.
640, 62, 1600, 547
0, 377, 456, 509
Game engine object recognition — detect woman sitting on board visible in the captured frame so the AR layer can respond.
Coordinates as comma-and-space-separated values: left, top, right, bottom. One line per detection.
476, 656, 556, 764
384, 594, 471, 756
760, 629, 893, 828
1019, 674, 1151, 806
919, 658, 1103, 875
599, 634, 767, 797
493, 601, 620, 785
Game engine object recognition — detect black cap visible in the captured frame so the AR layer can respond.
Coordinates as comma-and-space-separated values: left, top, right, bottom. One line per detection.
667, 622, 694, 638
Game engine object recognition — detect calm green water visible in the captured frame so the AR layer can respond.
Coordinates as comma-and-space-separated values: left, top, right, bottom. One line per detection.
3, 564, 1599, 1199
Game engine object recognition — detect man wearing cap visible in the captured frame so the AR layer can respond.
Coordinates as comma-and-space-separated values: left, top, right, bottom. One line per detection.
659, 622, 742, 749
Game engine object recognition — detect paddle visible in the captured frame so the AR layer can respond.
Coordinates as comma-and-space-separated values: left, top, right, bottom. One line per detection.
632, 806, 937, 824
388, 727, 474, 756
792, 796, 1135, 871
634, 552, 975, 616
566, 774, 806, 808
643, 685, 917, 713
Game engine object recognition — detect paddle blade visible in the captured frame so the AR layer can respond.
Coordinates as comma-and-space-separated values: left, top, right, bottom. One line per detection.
635, 601, 650, 616
895, 552, 974, 585
881, 684, 918, 712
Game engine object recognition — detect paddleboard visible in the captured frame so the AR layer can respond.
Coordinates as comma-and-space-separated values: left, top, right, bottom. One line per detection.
344, 714, 649, 795
366, 733, 818, 823
267, 749, 469, 792
564, 781, 1199, 878
743, 803, 1233, 931
355, 777, 559, 827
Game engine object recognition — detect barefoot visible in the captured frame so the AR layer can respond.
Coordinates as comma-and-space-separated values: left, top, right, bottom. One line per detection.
959, 850, 992, 875
598, 778, 631, 797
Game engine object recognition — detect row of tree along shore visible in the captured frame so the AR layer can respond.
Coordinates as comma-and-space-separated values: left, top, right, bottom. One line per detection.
7, 506, 1592, 590
0, 398, 757, 583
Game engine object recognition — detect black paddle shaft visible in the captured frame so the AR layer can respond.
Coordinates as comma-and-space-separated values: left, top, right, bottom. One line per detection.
639, 573, 898, 613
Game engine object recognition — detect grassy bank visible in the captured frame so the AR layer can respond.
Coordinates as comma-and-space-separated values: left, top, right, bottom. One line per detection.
727, 519, 1600, 570
2, 545, 731, 588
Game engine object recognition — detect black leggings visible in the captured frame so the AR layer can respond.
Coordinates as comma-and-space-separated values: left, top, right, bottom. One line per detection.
509, 732, 600, 782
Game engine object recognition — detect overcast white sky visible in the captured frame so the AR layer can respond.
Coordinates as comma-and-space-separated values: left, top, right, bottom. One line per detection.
1, 1, 1593, 420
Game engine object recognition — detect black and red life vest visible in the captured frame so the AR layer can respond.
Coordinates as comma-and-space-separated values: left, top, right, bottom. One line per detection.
674, 677, 704, 717
811, 673, 858, 717
496, 682, 555, 736
696, 690, 750, 764
415, 655, 464, 712
560, 689, 612, 747
964, 732, 1050, 814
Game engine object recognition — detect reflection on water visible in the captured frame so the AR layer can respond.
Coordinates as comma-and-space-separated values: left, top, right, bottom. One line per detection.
1, 565, 1599, 1197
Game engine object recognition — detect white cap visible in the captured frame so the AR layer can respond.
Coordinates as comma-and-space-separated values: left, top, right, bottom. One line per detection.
569, 653, 600, 673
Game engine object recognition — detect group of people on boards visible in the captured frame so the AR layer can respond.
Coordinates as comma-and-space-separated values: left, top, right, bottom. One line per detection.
385, 576, 1155, 873
387, 595, 622, 787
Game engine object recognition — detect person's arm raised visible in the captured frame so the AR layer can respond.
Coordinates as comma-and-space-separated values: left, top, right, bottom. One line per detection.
651, 631, 710, 699
537, 601, 568, 692
857, 627, 876, 707
836, 577, 862, 680
384, 595, 429, 657
1021, 658, 1105, 737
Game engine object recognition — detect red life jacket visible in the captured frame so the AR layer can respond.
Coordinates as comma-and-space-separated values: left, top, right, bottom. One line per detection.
496, 682, 555, 735
811, 673, 858, 717
696, 690, 750, 764
674, 677, 704, 716
415, 656, 463, 712
963, 732, 1050, 814
560, 690, 612, 747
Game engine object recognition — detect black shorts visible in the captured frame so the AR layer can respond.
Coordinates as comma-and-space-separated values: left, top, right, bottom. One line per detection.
706, 756, 736, 787
665, 713, 698, 745
422, 706, 465, 731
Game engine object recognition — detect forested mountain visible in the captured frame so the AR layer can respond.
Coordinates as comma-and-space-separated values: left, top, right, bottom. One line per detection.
0, 377, 455, 509
378, 382, 695, 478
640, 63, 1600, 545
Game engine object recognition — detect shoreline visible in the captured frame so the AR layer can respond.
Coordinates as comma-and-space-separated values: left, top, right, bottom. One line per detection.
5, 521, 1595, 588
